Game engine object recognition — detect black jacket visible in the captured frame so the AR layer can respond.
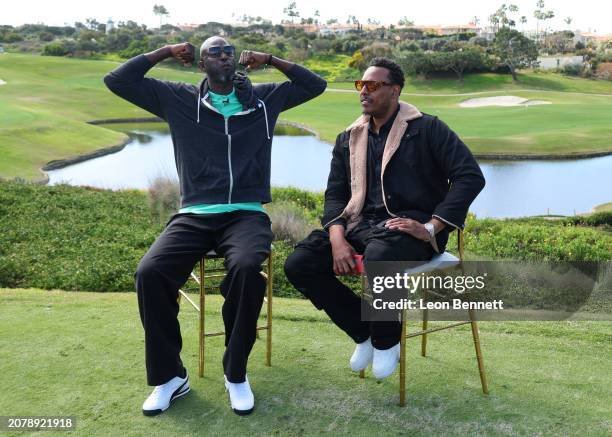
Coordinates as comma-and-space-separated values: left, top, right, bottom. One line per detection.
104, 55, 327, 207
321, 106, 485, 252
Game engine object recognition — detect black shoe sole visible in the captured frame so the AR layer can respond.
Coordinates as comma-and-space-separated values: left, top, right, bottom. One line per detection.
142, 378, 190, 417
232, 406, 254, 416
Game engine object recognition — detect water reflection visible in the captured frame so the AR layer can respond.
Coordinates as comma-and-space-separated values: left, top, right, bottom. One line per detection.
47, 124, 612, 218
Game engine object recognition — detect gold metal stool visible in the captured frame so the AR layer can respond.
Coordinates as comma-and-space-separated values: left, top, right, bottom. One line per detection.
359, 230, 489, 406
177, 248, 273, 377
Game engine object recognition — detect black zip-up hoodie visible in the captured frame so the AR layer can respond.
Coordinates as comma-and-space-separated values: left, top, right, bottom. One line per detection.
104, 55, 327, 207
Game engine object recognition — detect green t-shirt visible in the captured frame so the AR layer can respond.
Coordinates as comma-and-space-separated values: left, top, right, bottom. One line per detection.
178, 87, 265, 215
207, 88, 243, 118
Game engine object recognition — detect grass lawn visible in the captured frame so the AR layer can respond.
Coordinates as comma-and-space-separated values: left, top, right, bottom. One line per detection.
1, 288, 611, 436
1, 53, 612, 181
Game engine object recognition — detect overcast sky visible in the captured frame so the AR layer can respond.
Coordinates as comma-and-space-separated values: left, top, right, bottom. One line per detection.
3, 0, 611, 34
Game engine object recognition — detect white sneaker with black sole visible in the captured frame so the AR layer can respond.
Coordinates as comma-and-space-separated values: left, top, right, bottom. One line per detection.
224, 375, 254, 415
142, 371, 190, 416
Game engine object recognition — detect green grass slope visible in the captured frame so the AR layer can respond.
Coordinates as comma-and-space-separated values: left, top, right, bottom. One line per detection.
2, 53, 612, 180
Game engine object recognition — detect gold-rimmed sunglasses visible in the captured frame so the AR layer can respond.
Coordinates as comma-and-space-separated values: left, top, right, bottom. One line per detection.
354, 80, 393, 92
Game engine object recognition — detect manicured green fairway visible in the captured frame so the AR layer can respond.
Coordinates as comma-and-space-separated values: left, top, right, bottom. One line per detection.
1, 288, 611, 436
1, 53, 612, 181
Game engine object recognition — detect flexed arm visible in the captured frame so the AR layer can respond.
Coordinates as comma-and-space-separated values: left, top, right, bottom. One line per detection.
103, 42, 195, 119
239, 50, 327, 110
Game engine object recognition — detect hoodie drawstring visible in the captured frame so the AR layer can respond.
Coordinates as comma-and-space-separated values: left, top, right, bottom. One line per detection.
197, 91, 201, 123
197, 92, 269, 140
259, 99, 270, 140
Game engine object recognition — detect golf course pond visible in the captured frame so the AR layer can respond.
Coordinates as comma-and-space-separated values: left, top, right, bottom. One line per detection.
46, 123, 612, 219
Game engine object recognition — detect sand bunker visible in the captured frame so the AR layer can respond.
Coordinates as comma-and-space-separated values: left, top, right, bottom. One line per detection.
459, 96, 551, 108
0, 79, 6, 85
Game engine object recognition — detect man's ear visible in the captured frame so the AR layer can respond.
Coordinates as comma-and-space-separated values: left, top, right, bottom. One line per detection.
198, 59, 206, 72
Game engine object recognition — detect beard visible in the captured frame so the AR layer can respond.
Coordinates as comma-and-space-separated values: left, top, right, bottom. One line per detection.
206, 60, 237, 84
209, 70, 235, 83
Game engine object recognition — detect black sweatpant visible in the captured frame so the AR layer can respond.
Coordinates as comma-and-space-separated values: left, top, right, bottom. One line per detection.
284, 219, 434, 349
135, 210, 273, 386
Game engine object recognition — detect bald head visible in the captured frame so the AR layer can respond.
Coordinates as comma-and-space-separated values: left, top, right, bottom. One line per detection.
198, 35, 236, 85
200, 36, 229, 56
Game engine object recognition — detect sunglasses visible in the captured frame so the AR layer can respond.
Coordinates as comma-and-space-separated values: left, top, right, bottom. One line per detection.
205, 45, 235, 58
354, 80, 393, 92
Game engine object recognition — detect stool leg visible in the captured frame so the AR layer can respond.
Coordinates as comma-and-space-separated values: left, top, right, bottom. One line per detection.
421, 308, 428, 357
359, 271, 366, 379
468, 309, 489, 394
266, 251, 273, 367
199, 260, 205, 378
399, 310, 407, 407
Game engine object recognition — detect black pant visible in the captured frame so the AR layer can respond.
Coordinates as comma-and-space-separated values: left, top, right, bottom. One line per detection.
135, 210, 273, 385
284, 219, 434, 349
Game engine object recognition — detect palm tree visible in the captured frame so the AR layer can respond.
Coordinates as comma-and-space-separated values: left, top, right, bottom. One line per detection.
153, 4, 169, 28
533, 0, 545, 39
283, 2, 300, 23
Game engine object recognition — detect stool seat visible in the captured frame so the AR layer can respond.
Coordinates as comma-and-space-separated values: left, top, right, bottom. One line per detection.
205, 249, 221, 258
205, 243, 275, 259
403, 251, 461, 276
178, 248, 274, 377
359, 229, 489, 406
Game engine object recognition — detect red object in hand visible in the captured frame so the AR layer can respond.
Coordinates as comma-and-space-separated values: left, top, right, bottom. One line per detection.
352, 254, 364, 274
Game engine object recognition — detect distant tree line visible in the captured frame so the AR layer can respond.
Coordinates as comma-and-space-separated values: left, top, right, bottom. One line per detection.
0, 13, 609, 82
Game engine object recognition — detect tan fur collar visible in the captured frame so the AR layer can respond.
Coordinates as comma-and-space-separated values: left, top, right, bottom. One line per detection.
346, 101, 422, 131
341, 101, 423, 231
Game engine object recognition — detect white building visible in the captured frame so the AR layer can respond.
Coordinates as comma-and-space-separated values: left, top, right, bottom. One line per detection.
477, 26, 496, 41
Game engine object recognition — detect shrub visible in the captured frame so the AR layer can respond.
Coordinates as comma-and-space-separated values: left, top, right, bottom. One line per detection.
271, 187, 324, 222
563, 211, 612, 228
561, 62, 583, 76
0, 32, 23, 43
148, 176, 180, 224
1, 181, 609, 298
267, 201, 317, 243
465, 216, 611, 262
42, 42, 69, 56
398, 41, 421, 52
0, 181, 160, 292
398, 51, 433, 77
348, 51, 366, 71
358, 42, 394, 66
38, 31, 54, 42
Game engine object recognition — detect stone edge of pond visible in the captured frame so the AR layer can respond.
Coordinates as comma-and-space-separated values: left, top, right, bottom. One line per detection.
37, 118, 163, 182
276, 120, 326, 141
42, 138, 131, 172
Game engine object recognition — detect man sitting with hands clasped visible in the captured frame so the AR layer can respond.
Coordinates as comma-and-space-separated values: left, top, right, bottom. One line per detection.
284, 57, 484, 381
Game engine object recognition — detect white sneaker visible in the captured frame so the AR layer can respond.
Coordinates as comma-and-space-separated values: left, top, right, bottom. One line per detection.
350, 337, 374, 372
372, 343, 401, 379
224, 375, 254, 415
142, 371, 190, 416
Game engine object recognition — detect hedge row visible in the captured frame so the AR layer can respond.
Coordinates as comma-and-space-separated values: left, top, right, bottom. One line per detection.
0, 181, 609, 295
